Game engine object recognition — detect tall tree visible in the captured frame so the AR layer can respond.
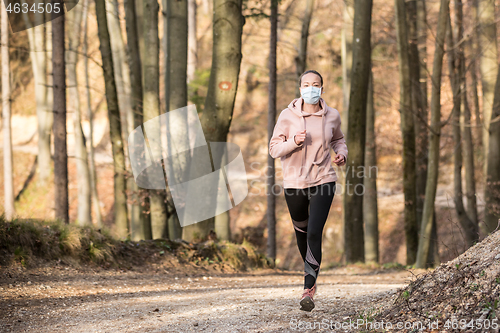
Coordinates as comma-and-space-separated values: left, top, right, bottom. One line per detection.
53, 0, 69, 223
183, 0, 244, 241
468, 0, 482, 147
478, 0, 498, 177
187, 0, 197, 83
67, 0, 92, 225
165, 0, 188, 241
484, 66, 500, 233
106, 0, 133, 141
267, 0, 278, 262
96, 0, 129, 238
415, 0, 439, 266
23, 10, 51, 185
363, 68, 378, 263
343, 0, 372, 263
2, 1, 14, 220
124, 0, 151, 240
415, 0, 449, 268
294, 0, 314, 97
341, 0, 354, 136
457, 0, 478, 232
143, 0, 167, 239
83, 0, 103, 227
395, 0, 418, 265
446, 12, 477, 248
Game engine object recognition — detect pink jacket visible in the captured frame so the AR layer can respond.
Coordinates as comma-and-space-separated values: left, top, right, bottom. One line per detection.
269, 97, 348, 189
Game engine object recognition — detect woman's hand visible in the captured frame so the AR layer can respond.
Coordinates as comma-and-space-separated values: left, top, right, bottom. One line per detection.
333, 153, 346, 166
294, 130, 306, 145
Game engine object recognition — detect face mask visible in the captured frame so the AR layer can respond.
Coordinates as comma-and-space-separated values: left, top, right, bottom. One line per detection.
300, 86, 322, 104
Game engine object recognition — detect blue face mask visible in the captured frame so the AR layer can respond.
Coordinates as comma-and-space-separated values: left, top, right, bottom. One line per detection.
300, 86, 322, 104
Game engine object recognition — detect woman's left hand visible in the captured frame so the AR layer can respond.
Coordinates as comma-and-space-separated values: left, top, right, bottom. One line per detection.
333, 154, 346, 166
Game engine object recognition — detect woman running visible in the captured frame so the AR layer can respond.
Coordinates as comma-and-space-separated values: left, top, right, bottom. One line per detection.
268, 70, 348, 312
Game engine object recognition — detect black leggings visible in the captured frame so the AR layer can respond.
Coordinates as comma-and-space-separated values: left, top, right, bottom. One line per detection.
284, 181, 336, 289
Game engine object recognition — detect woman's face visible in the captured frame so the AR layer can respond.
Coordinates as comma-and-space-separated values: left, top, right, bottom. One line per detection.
300, 73, 323, 94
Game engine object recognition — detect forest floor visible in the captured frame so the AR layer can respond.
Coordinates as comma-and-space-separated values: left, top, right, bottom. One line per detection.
0, 264, 414, 333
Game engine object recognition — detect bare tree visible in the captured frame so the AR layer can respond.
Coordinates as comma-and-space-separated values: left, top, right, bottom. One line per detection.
294, 0, 314, 97
2, 0, 14, 220
165, 0, 188, 241
53, 0, 69, 223
395, 0, 418, 265
187, 0, 197, 83
183, 0, 244, 241
83, 0, 103, 227
124, 0, 151, 240
469, 0, 482, 146
416, 0, 449, 268
267, 0, 278, 262
341, 0, 354, 136
343, 0, 372, 263
478, 0, 498, 178
23, 7, 51, 185
446, 1, 478, 247
484, 66, 500, 234
95, 0, 129, 238
457, 0, 478, 233
106, 0, 133, 141
363, 68, 378, 263
67, 0, 92, 225
143, 0, 167, 239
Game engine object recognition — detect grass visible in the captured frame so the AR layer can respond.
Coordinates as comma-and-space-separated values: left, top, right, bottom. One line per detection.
0, 216, 272, 271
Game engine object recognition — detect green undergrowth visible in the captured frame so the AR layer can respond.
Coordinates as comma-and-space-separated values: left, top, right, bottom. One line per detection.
0, 217, 272, 272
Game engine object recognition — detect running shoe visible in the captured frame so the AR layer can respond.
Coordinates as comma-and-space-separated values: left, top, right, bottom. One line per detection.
300, 283, 316, 311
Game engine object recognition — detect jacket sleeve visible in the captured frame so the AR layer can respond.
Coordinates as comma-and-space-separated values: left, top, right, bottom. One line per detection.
269, 123, 303, 159
331, 121, 348, 162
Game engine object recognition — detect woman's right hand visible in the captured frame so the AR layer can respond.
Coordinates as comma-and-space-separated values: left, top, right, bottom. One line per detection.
294, 130, 306, 145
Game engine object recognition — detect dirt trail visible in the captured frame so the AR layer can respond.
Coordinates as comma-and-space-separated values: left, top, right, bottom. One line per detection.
0, 266, 414, 332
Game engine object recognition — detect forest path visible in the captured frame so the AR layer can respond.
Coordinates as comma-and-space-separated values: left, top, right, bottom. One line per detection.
1, 266, 414, 332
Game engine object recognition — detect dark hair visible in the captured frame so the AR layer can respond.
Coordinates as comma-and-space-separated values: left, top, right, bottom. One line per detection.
299, 70, 323, 87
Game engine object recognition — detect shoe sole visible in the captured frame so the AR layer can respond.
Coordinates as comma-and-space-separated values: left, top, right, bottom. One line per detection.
300, 296, 315, 312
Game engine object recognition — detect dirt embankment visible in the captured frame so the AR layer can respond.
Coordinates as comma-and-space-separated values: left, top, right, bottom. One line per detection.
372, 230, 500, 333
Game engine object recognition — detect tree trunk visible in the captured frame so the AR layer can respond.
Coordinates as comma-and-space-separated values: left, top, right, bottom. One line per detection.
187, 0, 197, 83
96, 0, 129, 238
83, 0, 103, 227
124, 0, 151, 240
143, 0, 167, 240
183, 0, 244, 241
395, 0, 418, 265
67, 0, 92, 226
266, 0, 278, 262
106, 0, 133, 141
446, 11, 477, 248
453, 0, 479, 245
2, 1, 14, 220
469, 0, 482, 147
23, 11, 51, 185
341, 0, 354, 136
46, 19, 54, 164
166, 0, 188, 241
343, 0, 372, 264
484, 66, 500, 233
52, 2, 69, 224
294, 0, 314, 97
409, 0, 426, 234
478, 0, 498, 179
363, 68, 378, 263
415, 0, 449, 268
